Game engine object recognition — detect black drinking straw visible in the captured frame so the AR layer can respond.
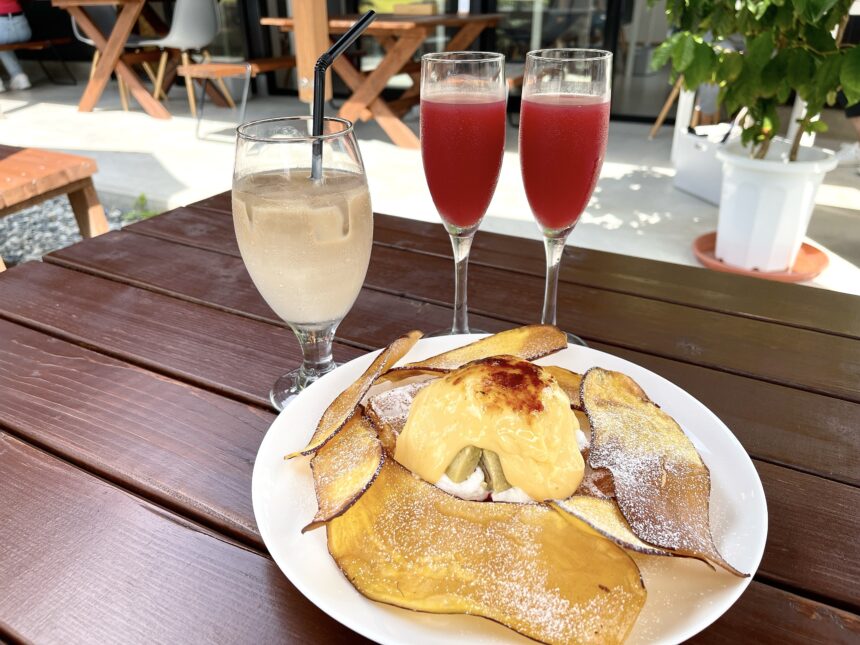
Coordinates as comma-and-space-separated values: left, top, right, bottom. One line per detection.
311, 10, 377, 181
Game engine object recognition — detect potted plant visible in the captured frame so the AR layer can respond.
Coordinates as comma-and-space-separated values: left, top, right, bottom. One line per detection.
651, 0, 860, 272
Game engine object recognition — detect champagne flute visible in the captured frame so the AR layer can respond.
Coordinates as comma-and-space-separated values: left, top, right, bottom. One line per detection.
519, 49, 612, 343
232, 116, 373, 410
420, 52, 506, 335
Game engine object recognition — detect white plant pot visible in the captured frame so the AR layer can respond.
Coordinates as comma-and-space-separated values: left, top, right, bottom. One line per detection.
715, 139, 837, 272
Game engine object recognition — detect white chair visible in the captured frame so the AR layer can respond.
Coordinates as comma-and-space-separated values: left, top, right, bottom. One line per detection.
70, 6, 150, 110
136, 0, 230, 117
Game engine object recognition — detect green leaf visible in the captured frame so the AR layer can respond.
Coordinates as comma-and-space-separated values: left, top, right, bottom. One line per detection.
804, 0, 838, 21
684, 42, 717, 88
787, 49, 815, 90
841, 46, 860, 105
672, 34, 697, 72
793, 0, 808, 19
746, 30, 774, 71
651, 39, 674, 71
775, 3, 795, 29
717, 51, 744, 83
815, 54, 842, 98
803, 24, 837, 52
805, 120, 829, 133
753, 0, 772, 19
761, 53, 787, 97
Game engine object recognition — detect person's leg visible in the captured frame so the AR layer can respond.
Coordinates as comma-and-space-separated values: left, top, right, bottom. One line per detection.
0, 16, 33, 90
0, 16, 24, 78
0, 50, 22, 77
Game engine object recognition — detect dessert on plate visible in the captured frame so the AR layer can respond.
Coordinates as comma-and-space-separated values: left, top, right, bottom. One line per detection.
287, 325, 746, 644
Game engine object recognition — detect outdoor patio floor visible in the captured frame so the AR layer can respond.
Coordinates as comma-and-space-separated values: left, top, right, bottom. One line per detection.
3, 75, 859, 294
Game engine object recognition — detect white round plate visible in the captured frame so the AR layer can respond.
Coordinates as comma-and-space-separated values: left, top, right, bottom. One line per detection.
252, 335, 768, 644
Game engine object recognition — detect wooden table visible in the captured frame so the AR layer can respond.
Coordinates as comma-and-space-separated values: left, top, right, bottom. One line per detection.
262, 13, 502, 148
0, 194, 857, 642
52, 0, 171, 119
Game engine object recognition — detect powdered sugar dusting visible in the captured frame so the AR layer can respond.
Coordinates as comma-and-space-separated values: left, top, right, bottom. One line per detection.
328, 461, 646, 644
582, 368, 744, 575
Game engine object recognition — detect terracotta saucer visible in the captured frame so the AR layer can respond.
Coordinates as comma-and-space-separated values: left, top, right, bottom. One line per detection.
692, 232, 829, 283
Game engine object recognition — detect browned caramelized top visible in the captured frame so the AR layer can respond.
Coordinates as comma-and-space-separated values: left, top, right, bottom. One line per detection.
454, 355, 549, 414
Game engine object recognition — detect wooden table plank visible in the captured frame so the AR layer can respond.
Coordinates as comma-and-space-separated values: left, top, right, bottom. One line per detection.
42, 232, 860, 486
261, 12, 502, 36
42, 230, 507, 343
178, 194, 860, 339
53, 229, 860, 403
691, 583, 860, 644
363, 244, 860, 402
0, 432, 368, 644
588, 341, 860, 487
0, 318, 273, 548
0, 262, 363, 409
755, 461, 860, 609
372, 214, 860, 340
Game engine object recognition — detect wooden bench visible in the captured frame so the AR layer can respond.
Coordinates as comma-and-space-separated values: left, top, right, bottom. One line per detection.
0, 36, 71, 52
0, 37, 76, 85
0, 145, 109, 270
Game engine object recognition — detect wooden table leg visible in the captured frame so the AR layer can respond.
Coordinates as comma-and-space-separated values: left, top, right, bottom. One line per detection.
332, 55, 419, 148
68, 3, 171, 120
68, 178, 109, 239
335, 32, 424, 148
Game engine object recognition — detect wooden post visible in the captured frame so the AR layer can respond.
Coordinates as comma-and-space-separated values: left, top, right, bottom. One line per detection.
293, 0, 332, 104
68, 178, 109, 239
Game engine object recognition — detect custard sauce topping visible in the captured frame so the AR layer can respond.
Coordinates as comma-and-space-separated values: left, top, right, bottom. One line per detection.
394, 356, 584, 500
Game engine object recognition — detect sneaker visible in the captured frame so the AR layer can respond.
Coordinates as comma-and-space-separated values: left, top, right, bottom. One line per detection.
0, 79, 5, 92
834, 142, 860, 166
9, 73, 30, 91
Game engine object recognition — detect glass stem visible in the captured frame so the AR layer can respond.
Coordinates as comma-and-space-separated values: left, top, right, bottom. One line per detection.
293, 322, 337, 383
541, 234, 568, 326
449, 232, 475, 334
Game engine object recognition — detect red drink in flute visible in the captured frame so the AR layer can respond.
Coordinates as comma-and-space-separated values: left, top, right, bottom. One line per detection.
420, 51, 506, 335
519, 49, 612, 341
520, 94, 610, 231
421, 95, 506, 229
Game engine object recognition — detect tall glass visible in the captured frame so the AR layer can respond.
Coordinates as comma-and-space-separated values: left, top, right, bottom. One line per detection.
420, 52, 506, 335
519, 49, 612, 342
233, 116, 372, 410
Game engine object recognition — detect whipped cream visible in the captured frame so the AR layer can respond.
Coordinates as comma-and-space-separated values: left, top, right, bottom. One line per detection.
436, 467, 536, 503
436, 467, 489, 501
491, 487, 534, 504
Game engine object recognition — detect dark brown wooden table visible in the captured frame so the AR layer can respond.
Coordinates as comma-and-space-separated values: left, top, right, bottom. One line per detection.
0, 193, 858, 643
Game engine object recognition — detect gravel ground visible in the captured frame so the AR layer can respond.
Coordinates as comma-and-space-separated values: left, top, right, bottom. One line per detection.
0, 197, 149, 267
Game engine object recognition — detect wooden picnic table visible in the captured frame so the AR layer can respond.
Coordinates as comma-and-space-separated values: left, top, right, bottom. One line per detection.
0, 193, 857, 642
51, 0, 171, 119
262, 13, 503, 148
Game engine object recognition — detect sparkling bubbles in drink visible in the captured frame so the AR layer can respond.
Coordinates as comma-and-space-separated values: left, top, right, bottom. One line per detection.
519, 94, 610, 231
421, 93, 506, 230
